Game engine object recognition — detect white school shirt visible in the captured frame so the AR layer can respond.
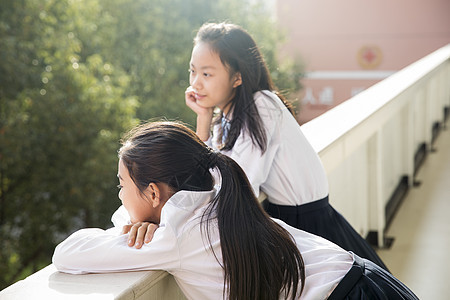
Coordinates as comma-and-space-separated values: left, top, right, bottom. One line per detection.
53, 190, 353, 300
209, 90, 329, 206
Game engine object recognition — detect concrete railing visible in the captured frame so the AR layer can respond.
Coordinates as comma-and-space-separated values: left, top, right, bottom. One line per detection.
1, 44, 449, 299
0, 264, 186, 300
302, 43, 450, 247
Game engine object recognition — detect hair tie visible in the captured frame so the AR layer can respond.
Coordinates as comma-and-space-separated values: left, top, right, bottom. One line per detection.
206, 147, 219, 169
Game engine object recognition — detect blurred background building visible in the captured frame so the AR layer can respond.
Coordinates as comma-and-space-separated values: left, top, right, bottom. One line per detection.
276, 0, 450, 124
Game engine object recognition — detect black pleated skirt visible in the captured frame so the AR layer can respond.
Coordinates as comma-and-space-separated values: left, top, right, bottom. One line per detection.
263, 196, 390, 272
328, 253, 418, 299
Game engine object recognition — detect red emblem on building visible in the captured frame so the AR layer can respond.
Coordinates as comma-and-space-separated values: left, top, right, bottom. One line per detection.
358, 45, 382, 69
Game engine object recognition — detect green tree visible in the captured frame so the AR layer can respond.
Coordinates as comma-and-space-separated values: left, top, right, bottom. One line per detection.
100, 0, 303, 124
0, 0, 137, 288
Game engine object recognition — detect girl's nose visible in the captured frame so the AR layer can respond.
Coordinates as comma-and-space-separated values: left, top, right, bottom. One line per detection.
190, 74, 202, 90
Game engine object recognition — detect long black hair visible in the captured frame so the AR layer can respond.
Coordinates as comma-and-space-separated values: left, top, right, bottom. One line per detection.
194, 22, 294, 153
119, 121, 304, 300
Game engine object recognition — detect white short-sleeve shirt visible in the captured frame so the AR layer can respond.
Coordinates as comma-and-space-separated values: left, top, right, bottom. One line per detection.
210, 91, 329, 205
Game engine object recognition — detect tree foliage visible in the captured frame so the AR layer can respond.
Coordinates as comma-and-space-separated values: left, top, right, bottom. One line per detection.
98, 0, 303, 123
0, 0, 137, 287
0, 0, 303, 289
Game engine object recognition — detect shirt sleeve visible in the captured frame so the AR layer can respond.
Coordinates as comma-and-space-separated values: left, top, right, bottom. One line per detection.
111, 205, 131, 228
220, 91, 283, 197
204, 135, 213, 147
52, 224, 179, 274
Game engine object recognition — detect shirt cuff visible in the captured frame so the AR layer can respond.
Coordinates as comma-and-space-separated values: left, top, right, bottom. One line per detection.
111, 205, 131, 228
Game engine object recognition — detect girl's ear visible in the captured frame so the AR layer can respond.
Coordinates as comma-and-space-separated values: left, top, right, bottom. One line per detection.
233, 72, 242, 88
147, 183, 161, 208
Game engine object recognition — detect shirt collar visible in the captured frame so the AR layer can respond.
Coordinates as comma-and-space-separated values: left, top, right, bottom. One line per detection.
166, 189, 215, 211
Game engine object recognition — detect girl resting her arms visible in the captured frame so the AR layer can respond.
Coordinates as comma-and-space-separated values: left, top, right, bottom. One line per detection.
53, 121, 418, 300
184, 22, 388, 270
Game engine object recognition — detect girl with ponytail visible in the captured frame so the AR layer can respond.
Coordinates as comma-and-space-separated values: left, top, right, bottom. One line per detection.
53, 121, 418, 300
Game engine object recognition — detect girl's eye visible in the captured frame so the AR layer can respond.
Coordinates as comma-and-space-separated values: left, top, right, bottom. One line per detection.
203, 73, 210, 77
117, 184, 123, 190
188, 68, 194, 74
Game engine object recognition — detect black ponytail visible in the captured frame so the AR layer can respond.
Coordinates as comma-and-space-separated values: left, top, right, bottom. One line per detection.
202, 151, 305, 300
120, 121, 304, 300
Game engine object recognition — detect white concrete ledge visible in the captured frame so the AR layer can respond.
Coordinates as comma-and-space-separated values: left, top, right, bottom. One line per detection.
0, 265, 186, 300
305, 70, 396, 80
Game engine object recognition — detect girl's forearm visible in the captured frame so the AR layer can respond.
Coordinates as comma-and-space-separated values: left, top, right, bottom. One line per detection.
196, 114, 212, 141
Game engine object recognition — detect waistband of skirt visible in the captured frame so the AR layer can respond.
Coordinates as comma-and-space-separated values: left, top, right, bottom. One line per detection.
327, 252, 364, 300
264, 195, 329, 215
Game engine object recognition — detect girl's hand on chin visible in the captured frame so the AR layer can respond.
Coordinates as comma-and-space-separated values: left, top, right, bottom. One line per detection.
122, 222, 159, 249
185, 86, 213, 117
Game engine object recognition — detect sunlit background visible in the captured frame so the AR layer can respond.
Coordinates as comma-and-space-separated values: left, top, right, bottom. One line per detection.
1, 0, 449, 294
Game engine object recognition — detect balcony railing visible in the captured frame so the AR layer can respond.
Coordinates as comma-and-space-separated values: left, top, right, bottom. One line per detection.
1, 44, 449, 299
302, 43, 450, 247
